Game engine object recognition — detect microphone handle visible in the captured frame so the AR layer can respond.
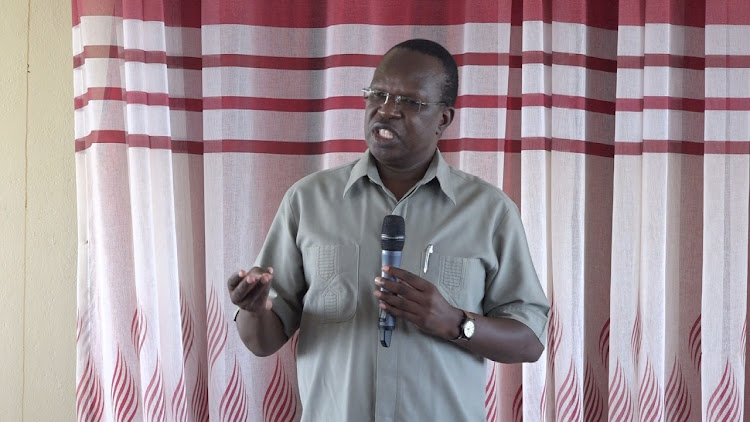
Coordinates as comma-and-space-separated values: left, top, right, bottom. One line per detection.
379, 250, 401, 347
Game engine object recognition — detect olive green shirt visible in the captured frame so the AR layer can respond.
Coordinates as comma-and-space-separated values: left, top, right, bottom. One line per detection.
255, 150, 549, 421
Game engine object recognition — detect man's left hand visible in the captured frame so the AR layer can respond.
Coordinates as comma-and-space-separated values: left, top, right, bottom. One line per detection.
374, 265, 463, 341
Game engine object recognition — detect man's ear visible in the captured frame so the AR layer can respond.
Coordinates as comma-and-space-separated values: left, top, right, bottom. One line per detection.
437, 107, 455, 135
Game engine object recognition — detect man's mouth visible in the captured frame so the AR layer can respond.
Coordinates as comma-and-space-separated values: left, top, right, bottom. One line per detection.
377, 128, 395, 140
372, 126, 398, 143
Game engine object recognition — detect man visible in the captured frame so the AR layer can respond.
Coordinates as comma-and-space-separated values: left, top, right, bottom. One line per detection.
228, 39, 549, 421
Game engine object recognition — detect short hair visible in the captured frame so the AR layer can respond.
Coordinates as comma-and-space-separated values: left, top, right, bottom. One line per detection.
387, 39, 459, 107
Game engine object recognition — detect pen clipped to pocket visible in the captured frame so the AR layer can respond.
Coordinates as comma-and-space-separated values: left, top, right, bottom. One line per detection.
422, 243, 434, 274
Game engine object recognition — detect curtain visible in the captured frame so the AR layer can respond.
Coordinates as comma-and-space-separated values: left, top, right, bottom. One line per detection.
73, 0, 749, 420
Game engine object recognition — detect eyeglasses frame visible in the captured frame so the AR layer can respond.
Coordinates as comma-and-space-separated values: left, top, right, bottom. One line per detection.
361, 88, 446, 113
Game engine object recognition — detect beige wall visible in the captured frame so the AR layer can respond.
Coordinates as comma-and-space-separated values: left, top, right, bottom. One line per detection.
0, 0, 76, 420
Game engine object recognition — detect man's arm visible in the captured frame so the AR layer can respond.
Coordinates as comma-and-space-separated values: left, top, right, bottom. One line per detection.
228, 267, 288, 356
234, 308, 288, 357
451, 312, 543, 363
374, 266, 544, 363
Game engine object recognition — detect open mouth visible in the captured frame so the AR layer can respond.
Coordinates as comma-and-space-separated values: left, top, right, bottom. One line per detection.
371, 125, 399, 144
376, 128, 395, 140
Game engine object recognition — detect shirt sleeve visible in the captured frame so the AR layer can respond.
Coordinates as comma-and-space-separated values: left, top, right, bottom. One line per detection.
253, 188, 306, 339
483, 204, 550, 345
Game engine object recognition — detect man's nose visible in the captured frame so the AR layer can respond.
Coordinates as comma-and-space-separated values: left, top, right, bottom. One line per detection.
378, 98, 402, 117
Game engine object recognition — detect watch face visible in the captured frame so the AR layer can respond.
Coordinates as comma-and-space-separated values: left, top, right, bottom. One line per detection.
463, 320, 475, 338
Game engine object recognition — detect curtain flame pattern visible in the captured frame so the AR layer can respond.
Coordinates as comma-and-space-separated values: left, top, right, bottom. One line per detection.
73, 0, 749, 420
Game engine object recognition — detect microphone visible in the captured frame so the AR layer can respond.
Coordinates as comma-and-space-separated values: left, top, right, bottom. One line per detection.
378, 215, 405, 347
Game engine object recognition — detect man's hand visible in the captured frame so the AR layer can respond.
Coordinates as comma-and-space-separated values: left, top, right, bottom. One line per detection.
374, 265, 463, 341
375, 265, 544, 363
228, 266, 288, 356
227, 266, 274, 315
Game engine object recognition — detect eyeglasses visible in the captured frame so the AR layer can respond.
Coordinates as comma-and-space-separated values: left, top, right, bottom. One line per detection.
361, 88, 445, 113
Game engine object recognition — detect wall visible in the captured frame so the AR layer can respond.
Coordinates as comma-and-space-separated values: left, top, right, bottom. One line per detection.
0, 0, 76, 420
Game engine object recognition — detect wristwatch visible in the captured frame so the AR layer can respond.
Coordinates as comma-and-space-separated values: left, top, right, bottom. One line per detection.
453, 311, 475, 341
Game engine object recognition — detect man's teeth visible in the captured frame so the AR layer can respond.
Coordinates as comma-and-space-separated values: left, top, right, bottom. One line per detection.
378, 128, 394, 139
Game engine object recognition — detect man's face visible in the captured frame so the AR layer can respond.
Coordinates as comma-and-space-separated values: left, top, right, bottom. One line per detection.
364, 48, 454, 173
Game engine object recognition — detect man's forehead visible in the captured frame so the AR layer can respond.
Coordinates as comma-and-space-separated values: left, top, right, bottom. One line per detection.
372, 49, 444, 83
378, 47, 436, 68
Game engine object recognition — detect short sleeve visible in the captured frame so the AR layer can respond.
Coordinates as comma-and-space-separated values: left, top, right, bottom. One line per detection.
483, 205, 550, 345
254, 188, 306, 339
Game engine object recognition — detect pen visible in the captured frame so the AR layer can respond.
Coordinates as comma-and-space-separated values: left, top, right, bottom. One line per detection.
423, 244, 434, 273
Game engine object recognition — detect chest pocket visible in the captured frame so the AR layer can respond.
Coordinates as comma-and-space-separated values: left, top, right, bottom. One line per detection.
423, 253, 485, 313
302, 244, 360, 323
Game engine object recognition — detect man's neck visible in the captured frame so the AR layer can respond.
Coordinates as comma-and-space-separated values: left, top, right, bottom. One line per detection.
376, 159, 431, 201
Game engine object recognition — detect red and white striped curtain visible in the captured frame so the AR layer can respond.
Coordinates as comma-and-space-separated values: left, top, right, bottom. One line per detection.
73, 0, 749, 420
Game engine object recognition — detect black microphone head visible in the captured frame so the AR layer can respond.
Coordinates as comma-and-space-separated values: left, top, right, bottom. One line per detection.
381, 215, 405, 251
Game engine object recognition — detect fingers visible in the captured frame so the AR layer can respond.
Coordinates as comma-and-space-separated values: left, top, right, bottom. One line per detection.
374, 275, 426, 314
378, 299, 419, 321
374, 266, 453, 338
375, 276, 411, 298
247, 266, 273, 282
375, 287, 415, 310
375, 266, 433, 304
227, 266, 274, 313
227, 271, 245, 290
229, 267, 273, 291
382, 266, 429, 291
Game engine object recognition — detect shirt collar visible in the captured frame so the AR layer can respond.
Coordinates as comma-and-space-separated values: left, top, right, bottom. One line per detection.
343, 149, 456, 204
